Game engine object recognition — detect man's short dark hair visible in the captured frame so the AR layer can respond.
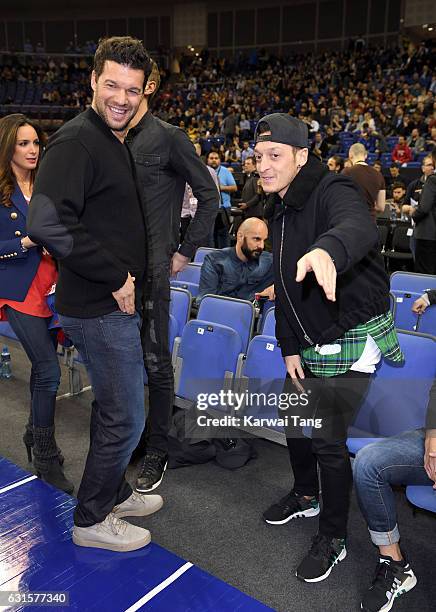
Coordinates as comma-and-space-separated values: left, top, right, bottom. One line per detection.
146, 60, 161, 106
331, 155, 344, 171
93, 36, 152, 83
206, 149, 222, 161
392, 181, 406, 191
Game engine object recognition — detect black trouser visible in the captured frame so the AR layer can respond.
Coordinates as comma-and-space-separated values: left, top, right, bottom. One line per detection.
141, 264, 174, 455
414, 239, 436, 275
284, 369, 371, 539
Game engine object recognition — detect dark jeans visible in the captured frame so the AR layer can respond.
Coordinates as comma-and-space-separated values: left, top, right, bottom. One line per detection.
414, 239, 436, 275
353, 429, 432, 546
141, 265, 174, 455
283, 369, 371, 539
5, 307, 60, 427
59, 311, 145, 527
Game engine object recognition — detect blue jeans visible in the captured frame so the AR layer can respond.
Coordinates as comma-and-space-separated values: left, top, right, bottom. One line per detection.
353, 429, 433, 546
5, 307, 60, 427
59, 310, 145, 527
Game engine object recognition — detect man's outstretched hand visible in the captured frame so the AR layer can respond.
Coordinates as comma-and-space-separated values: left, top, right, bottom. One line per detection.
296, 248, 336, 302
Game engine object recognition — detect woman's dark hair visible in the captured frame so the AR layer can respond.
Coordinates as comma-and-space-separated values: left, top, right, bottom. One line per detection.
0, 113, 46, 208
93, 36, 152, 84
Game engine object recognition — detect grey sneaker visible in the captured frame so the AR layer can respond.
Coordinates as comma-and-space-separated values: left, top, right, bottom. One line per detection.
112, 491, 163, 518
72, 513, 151, 552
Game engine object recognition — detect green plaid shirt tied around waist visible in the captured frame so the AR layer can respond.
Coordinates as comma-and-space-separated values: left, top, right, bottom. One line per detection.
301, 311, 404, 378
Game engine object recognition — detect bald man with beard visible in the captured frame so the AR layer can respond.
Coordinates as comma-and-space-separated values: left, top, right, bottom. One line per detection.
197, 218, 275, 303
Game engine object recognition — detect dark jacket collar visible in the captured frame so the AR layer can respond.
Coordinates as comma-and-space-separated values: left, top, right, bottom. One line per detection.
280, 153, 329, 211
126, 110, 153, 141
85, 107, 127, 144
11, 184, 29, 218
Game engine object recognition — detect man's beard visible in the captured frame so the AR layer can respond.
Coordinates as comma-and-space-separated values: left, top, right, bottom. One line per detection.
241, 239, 262, 261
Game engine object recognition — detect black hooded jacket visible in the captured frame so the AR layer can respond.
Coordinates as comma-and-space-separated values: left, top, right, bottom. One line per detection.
267, 154, 390, 357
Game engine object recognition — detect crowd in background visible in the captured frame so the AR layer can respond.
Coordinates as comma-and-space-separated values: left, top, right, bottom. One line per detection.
1, 41, 435, 152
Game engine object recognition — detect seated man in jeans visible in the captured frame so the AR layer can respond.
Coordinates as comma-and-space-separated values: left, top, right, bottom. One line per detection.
197, 218, 274, 303
353, 379, 436, 612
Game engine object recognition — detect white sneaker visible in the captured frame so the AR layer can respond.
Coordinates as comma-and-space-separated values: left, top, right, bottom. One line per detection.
72, 513, 151, 552
112, 491, 163, 518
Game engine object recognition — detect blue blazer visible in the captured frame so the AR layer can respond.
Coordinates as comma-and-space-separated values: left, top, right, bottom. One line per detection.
0, 186, 42, 301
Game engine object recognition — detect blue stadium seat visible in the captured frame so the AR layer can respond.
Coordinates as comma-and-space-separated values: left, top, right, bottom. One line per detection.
170, 280, 199, 297
381, 153, 392, 166
391, 290, 421, 331
197, 295, 255, 353
417, 302, 436, 337
170, 287, 191, 338
257, 299, 275, 333
176, 263, 202, 285
237, 335, 287, 431
171, 263, 202, 296
390, 271, 436, 294
168, 313, 178, 354
261, 307, 276, 337
193, 247, 218, 263
347, 331, 436, 454
406, 486, 436, 513
174, 320, 242, 407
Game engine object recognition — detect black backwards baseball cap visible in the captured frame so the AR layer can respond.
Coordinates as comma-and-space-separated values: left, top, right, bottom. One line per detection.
254, 113, 309, 148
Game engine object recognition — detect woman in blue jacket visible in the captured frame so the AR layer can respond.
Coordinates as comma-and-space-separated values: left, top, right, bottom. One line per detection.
0, 114, 73, 493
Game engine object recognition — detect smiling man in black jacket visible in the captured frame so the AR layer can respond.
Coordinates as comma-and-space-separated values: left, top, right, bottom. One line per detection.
27, 37, 163, 553
125, 63, 219, 494
254, 114, 403, 584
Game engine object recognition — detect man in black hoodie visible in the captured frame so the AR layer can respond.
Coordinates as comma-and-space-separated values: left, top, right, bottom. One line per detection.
254, 114, 403, 583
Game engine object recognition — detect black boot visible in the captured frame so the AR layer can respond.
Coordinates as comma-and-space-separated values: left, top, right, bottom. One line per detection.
33, 426, 74, 494
23, 410, 64, 465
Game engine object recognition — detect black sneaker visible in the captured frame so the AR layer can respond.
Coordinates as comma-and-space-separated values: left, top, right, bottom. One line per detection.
296, 534, 346, 582
135, 452, 168, 493
361, 556, 417, 612
263, 490, 320, 525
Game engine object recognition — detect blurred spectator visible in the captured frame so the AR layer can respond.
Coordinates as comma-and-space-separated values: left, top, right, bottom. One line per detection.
197, 218, 273, 302
241, 140, 254, 163
344, 143, 386, 220
403, 155, 435, 209
206, 150, 237, 248
327, 155, 344, 173
239, 114, 251, 140
391, 136, 413, 165
324, 127, 339, 153
407, 128, 426, 156
373, 160, 383, 173
180, 143, 220, 243
224, 142, 241, 164
237, 156, 264, 221
386, 182, 407, 219
311, 132, 328, 159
